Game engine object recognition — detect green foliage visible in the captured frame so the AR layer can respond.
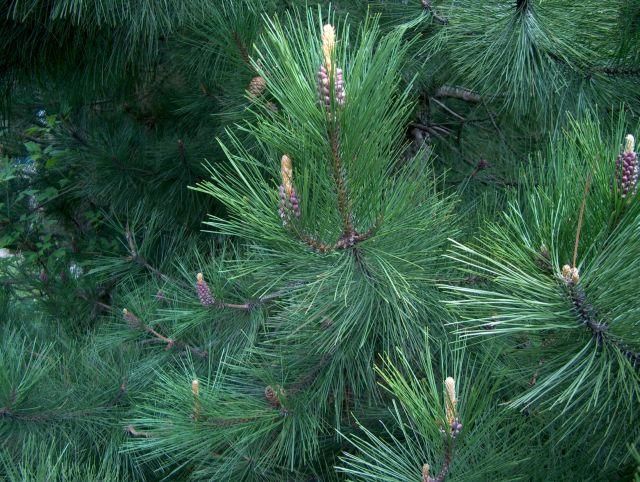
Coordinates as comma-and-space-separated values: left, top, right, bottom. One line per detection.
0, 438, 123, 482
0, 117, 119, 325
338, 339, 531, 481
445, 113, 640, 465
425, 0, 640, 120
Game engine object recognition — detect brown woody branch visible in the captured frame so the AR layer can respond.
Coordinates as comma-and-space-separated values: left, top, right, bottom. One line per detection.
595, 66, 640, 77
434, 85, 481, 103
329, 125, 355, 235
422, 436, 456, 482
293, 126, 383, 254
125, 425, 151, 438
232, 31, 250, 65
123, 308, 208, 358
564, 280, 639, 369
421, 0, 449, 25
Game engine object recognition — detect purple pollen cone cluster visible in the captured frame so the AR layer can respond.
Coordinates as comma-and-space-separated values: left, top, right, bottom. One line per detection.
451, 418, 463, 437
616, 134, 638, 198
317, 66, 330, 108
317, 66, 346, 108
196, 273, 215, 306
278, 185, 301, 225
335, 68, 345, 105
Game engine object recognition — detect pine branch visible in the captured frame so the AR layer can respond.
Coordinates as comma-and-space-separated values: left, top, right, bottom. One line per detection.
572, 175, 591, 268
231, 30, 251, 66
421, 0, 449, 25
328, 124, 355, 236
122, 308, 208, 358
563, 276, 640, 369
195, 272, 300, 311
124, 223, 172, 284
434, 86, 481, 103
595, 65, 640, 77
422, 442, 453, 482
125, 425, 151, 438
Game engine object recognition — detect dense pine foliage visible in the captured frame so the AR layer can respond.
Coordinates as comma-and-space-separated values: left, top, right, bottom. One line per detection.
1, 1, 639, 480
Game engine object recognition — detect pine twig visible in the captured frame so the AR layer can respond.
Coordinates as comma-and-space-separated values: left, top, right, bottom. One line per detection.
435, 86, 480, 103
196, 272, 302, 310
328, 125, 355, 236
561, 264, 640, 368
594, 66, 640, 78
125, 425, 151, 438
231, 30, 251, 66
572, 175, 592, 268
430, 97, 465, 121
422, 426, 458, 482
122, 308, 208, 358
125, 228, 295, 311
299, 232, 335, 253
421, 0, 449, 25
124, 224, 173, 284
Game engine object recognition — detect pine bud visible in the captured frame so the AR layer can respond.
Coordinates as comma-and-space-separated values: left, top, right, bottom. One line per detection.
265, 384, 285, 410
451, 419, 463, 437
616, 134, 638, 198
122, 308, 140, 328
321, 24, 336, 71
196, 273, 215, 306
192, 379, 200, 397
192, 379, 200, 420
317, 65, 346, 108
281, 154, 293, 196
278, 184, 289, 225
278, 155, 301, 223
248, 76, 266, 97
561, 264, 579, 284
422, 463, 430, 482
572, 270, 580, 284
318, 24, 346, 109
445, 377, 457, 425
265, 385, 281, 408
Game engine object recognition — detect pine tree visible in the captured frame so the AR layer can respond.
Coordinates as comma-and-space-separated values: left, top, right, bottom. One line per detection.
120, 12, 459, 478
